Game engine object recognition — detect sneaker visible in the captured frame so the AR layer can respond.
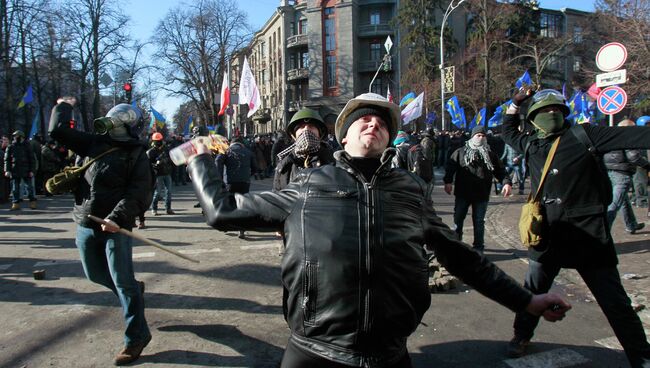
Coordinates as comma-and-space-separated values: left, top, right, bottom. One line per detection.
625, 223, 645, 234
193, 203, 201, 208
165, 209, 175, 215
151, 209, 159, 216
114, 335, 151, 366
10, 203, 20, 211
507, 336, 530, 358
238, 231, 245, 239
29, 200, 37, 209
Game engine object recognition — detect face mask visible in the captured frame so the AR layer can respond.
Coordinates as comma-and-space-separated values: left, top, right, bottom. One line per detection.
470, 135, 487, 147
533, 112, 565, 137
294, 129, 321, 158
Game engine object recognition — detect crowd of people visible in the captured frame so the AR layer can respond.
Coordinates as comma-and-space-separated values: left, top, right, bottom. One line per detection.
3, 88, 650, 367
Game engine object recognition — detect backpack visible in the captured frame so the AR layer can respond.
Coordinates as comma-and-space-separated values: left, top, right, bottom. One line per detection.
408, 144, 434, 183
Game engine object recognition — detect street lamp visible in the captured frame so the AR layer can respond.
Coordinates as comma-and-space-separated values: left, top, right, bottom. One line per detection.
369, 36, 393, 93
440, 0, 466, 131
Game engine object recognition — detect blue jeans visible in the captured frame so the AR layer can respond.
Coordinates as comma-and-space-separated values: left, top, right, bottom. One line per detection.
506, 163, 525, 194
607, 171, 639, 231
75, 225, 150, 346
11, 176, 35, 203
152, 175, 173, 210
513, 260, 650, 368
453, 196, 488, 249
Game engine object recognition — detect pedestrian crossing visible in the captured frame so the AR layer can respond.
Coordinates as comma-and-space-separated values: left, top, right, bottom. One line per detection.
504, 348, 590, 368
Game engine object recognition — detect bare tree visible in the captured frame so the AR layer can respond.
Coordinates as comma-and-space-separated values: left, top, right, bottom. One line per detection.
64, 0, 128, 130
152, 0, 250, 126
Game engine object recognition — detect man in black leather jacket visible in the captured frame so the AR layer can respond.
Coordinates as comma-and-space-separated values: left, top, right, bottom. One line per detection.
49, 98, 153, 366
187, 92, 569, 368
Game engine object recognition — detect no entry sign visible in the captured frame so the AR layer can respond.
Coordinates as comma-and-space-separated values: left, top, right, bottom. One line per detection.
597, 86, 627, 115
596, 42, 627, 72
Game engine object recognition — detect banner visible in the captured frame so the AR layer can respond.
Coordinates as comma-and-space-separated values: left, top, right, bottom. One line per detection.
218, 70, 230, 116
401, 92, 424, 125
17, 85, 34, 109
238, 57, 261, 118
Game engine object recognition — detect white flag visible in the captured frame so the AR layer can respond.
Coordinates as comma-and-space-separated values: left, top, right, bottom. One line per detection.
238, 57, 262, 118
400, 92, 424, 125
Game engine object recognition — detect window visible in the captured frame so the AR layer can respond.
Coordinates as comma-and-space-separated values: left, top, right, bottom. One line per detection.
370, 76, 384, 95
299, 19, 308, 34
540, 13, 563, 38
325, 18, 336, 51
370, 42, 382, 61
324, 7, 334, 15
370, 9, 380, 25
573, 26, 583, 43
260, 42, 266, 58
301, 52, 309, 68
573, 56, 582, 72
290, 53, 297, 69
326, 55, 337, 89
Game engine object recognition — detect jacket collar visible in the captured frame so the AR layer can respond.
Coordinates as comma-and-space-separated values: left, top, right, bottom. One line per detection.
334, 147, 396, 178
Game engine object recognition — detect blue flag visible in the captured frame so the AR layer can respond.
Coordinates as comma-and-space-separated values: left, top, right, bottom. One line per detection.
488, 100, 511, 128
470, 108, 486, 130
515, 70, 532, 89
183, 115, 193, 136
149, 107, 166, 129
446, 96, 465, 128
425, 112, 437, 125
18, 85, 34, 109
28, 113, 39, 138
399, 92, 416, 107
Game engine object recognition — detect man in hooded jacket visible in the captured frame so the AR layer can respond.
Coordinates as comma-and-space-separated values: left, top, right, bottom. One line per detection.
49, 97, 153, 366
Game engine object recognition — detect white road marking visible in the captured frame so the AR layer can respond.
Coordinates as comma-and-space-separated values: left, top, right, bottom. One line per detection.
33, 260, 80, 267
178, 248, 221, 255
0, 264, 12, 271
595, 336, 623, 351
240, 243, 281, 250
133, 252, 156, 258
504, 348, 590, 368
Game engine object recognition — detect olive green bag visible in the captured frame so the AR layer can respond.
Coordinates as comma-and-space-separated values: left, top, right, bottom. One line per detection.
519, 137, 560, 247
46, 147, 119, 195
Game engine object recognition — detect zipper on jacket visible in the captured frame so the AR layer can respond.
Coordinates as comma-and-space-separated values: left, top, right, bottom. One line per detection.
362, 182, 374, 335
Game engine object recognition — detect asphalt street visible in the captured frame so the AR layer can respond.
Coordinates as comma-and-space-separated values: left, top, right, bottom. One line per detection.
0, 171, 648, 368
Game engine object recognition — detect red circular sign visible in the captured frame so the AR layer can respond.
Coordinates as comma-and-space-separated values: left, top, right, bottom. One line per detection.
595, 42, 627, 72
597, 86, 627, 115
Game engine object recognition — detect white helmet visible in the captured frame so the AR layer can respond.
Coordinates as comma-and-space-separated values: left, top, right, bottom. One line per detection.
335, 93, 400, 145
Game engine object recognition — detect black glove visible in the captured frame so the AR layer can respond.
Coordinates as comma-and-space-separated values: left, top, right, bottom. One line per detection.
512, 87, 535, 107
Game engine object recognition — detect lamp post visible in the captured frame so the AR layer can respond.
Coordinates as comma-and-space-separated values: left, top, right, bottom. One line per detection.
439, 0, 466, 131
369, 36, 393, 93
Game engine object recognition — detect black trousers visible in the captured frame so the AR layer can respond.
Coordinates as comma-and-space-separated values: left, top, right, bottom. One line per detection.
513, 260, 650, 368
226, 182, 250, 194
280, 338, 413, 368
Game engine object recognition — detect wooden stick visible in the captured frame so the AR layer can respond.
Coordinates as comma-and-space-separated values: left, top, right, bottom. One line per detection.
88, 215, 200, 264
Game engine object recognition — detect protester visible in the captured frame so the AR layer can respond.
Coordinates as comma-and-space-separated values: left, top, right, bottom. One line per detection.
444, 125, 511, 253
49, 98, 153, 366
0, 134, 10, 203
501, 143, 526, 195
187, 92, 570, 368
391, 130, 412, 169
215, 135, 256, 238
604, 119, 649, 234
147, 132, 175, 216
272, 107, 334, 192
40, 140, 62, 196
4, 130, 36, 210
502, 88, 650, 367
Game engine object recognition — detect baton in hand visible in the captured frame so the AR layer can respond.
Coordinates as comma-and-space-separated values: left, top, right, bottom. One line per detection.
88, 215, 200, 264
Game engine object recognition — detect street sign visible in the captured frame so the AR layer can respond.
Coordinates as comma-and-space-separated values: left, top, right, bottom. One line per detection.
99, 73, 113, 87
596, 69, 627, 88
443, 66, 455, 94
595, 42, 627, 72
597, 86, 627, 115
384, 36, 393, 53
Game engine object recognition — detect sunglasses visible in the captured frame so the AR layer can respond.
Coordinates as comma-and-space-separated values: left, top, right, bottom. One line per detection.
532, 89, 566, 103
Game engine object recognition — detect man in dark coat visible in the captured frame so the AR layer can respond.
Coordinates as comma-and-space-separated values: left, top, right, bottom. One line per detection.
3, 130, 36, 210
502, 88, 650, 367
49, 98, 153, 366
187, 92, 570, 367
444, 125, 511, 252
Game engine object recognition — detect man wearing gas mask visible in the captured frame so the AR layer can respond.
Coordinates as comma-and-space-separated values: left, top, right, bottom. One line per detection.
48, 97, 154, 366
272, 107, 334, 191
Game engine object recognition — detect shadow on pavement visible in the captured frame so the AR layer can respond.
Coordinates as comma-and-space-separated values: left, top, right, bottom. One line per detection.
149, 324, 283, 367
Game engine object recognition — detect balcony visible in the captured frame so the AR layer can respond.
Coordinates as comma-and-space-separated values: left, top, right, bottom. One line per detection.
287, 68, 309, 82
357, 23, 393, 37
286, 34, 308, 48
358, 59, 392, 73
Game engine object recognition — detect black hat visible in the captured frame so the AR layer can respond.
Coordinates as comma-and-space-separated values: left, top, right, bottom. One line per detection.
471, 125, 486, 137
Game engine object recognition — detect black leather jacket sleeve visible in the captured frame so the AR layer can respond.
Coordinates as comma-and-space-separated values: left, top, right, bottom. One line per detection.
422, 188, 532, 312
189, 153, 296, 232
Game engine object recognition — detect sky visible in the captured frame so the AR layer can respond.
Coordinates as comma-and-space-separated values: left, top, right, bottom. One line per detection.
125, 0, 596, 122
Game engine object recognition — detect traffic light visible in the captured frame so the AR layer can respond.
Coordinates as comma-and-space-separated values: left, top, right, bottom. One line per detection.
123, 81, 133, 103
